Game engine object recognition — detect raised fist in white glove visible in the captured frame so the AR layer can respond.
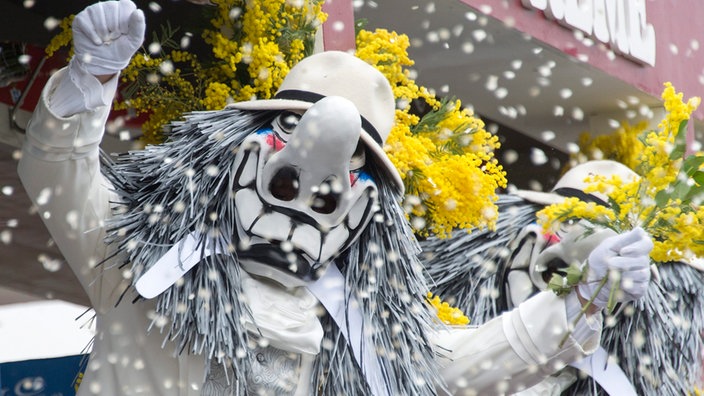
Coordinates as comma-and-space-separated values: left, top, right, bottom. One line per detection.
72, 0, 145, 76
577, 227, 653, 309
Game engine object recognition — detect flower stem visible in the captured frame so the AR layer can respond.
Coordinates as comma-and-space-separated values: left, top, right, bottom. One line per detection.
558, 276, 608, 348
606, 272, 619, 313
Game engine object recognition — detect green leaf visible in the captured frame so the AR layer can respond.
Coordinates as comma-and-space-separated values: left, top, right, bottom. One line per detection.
655, 189, 671, 208
607, 196, 621, 217
684, 182, 704, 203
683, 155, 704, 177
672, 180, 691, 201
692, 171, 704, 186
670, 119, 689, 160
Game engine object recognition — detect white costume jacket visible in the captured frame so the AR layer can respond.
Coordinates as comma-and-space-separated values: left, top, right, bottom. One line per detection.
17, 67, 602, 396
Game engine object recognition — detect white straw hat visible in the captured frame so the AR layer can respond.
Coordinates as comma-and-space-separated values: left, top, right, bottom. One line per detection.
227, 51, 404, 194
513, 160, 639, 206
516, 160, 704, 273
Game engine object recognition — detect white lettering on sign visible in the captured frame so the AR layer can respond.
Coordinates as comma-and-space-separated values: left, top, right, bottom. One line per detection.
521, 0, 656, 66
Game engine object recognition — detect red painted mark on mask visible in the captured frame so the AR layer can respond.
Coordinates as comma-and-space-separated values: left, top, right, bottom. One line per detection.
266, 133, 285, 152
544, 232, 560, 246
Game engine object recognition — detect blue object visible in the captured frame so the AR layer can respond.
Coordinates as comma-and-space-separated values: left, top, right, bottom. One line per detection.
0, 354, 87, 396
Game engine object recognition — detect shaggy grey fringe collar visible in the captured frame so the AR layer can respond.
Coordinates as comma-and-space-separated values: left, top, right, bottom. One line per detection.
102, 108, 441, 395
421, 194, 540, 322
421, 194, 704, 395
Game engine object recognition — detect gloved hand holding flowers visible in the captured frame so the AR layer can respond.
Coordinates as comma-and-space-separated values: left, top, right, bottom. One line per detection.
578, 227, 653, 312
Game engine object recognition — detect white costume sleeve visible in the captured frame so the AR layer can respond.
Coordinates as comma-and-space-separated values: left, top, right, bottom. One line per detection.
434, 290, 601, 395
50, 58, 118, 117
17, 66, 126, 313
18, 66, 210, 396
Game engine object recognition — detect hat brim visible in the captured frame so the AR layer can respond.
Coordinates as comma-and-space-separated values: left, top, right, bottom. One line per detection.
511, 189, 565, 206
227, 99, 405, 195
226, 98, 312, 112
683, 256, 704, 272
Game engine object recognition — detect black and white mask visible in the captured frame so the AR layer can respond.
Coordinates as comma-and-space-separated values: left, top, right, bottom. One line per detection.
231, 96, 379, 286
504, 219, 613, 308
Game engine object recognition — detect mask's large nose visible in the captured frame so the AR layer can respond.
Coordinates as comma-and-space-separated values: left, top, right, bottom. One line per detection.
260, 96, 362, 223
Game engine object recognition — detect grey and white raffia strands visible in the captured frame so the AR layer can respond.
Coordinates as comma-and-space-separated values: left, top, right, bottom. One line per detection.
102, 108, 442, 395
103, 108, 272, 393
421, 194, 542, 323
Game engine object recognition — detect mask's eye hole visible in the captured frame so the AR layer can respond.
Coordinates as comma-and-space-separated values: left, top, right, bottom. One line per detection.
542, 258, 569, 283
269, 166, 299, 201
311, 182, 340, 214
350, 139, 366, 171
275, 111, 301, 135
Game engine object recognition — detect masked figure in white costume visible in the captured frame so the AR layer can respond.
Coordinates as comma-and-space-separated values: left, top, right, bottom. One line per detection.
18, 1, 653, 395
422, 160, 704, 395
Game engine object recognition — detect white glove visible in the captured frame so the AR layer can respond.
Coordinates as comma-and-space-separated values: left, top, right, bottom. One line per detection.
578, 227, 653, 309
72, 0, 145, 76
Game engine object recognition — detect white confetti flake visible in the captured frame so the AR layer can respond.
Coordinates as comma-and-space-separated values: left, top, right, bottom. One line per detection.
571, 107, 584, 121
148, 42, 162, 54
39, 254, 62, 272
146, 72, 160, 84
18, 54, 31, 65
149, 2, 162, 12
332, 21, 345, 32
669, 43, 679, 55
541, 131, 556, 142
426, 31, 439, 43
36, 188, 51, 206
89, 381, 101, 394
472, 29, 487, 42
180, 33, 192, 49
206, 165, 219, 177
0, 230, 11, 244
530, 148, 548, 165
503, 150, 518, 165
43, 17, 59, 31
485, 75, 498, 91
159, 60, 174, 75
